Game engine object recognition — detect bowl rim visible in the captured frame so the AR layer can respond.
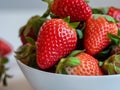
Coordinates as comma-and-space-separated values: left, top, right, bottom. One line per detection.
17, 60, 120, 78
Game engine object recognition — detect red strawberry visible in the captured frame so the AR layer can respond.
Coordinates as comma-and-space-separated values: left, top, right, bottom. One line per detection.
107, 7, 120, 20
0, 39, 12, 57
107, 7, 120, 29
36, 18, 77, 69
56, 51, 104, 76
84, 15, 118, 56
50, 0, 92, 22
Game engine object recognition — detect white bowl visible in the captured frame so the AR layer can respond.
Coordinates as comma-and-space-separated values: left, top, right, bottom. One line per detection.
17, 0, 120, 90
17, 60, 120, 90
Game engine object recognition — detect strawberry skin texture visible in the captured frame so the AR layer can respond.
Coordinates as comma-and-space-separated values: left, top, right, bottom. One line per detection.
36, 19, 77, 69
107, 7, 120, 29
51, 0, 92, 22
107, 7, 120, 20
65, 53, 104, 76
0, 39, 12, 57
84, 16, 118, 56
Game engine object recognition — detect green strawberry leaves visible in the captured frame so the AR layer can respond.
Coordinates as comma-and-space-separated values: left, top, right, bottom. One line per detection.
69, 50, 84, 57
56, 58, 66, 74
93, 14, 116, 23
42, 0, 53, 7
56, 57, 80, 74
102, 54, 120, 74
64, 57, 80, 67
76, 29, 83, 39
95, 46, 111, 61
56, 50, 81, 74
108, 33, 120, 45
104, 15, 116, 23
0, 57, 12, 86
114, 61, 120, 74
19, 15, 48, 43
63, 16, 70, 23
15, 39, 38, 68
26, 37, 35, 46
92, 7, 109, 14
63, 16, 80, 29
118, 30, 120, 36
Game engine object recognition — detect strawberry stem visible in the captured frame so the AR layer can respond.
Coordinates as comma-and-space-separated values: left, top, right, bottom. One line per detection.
41, 0, 54, 18
41, 7, 50, 18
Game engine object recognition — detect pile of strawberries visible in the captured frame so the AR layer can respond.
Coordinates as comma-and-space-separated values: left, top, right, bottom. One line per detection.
16, 0, 120, 76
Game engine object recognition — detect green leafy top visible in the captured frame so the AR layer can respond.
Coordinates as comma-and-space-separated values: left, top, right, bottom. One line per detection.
93, 14, 116, 23
92, 7, 109, 14
56, 50, 83, 74
63, 16, 80, 29
0, 57, 12, 86
108, 33, 120, 45
102, 54, 120, 74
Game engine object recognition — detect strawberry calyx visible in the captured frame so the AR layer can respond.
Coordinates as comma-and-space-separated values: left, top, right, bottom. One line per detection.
63, 16, 83, 39
102, 54, 120, 74
56, 57, 80, 74
92, 7, 109, 14
42, 0, 53, 7
15, 37, 38, 68
19, 1, 51, 45
108, 33, 120, 45
19, 15, 48, 44
63, 16, 80, 29
41, 0, 53, 18
95, 45, 111, 61
93, 14, 116, 23
19, 15, 47, 36
0, 56, 12, 86
56, 50, 82, 74
108, 33, 120, 55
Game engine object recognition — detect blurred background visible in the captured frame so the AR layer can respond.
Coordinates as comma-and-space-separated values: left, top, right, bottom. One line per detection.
0, 0, 47, 90
0, 0, 46, 10
0, 0, 120, 90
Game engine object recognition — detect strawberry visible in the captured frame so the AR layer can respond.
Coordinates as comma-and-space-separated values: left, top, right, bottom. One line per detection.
107, 7, 120, 21
107, 7, 120, 29
36, 18, 77, 69
0, 39, 12, 86
50, 0, 92, 22
56, 51, 104, 76
102, 54, 120, 74
0, 39, 12, 57
84, 14, 118, 56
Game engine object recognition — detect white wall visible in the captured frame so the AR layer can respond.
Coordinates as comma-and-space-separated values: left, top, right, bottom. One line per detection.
0, 0, 47, 10
0, 0, 120, 10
